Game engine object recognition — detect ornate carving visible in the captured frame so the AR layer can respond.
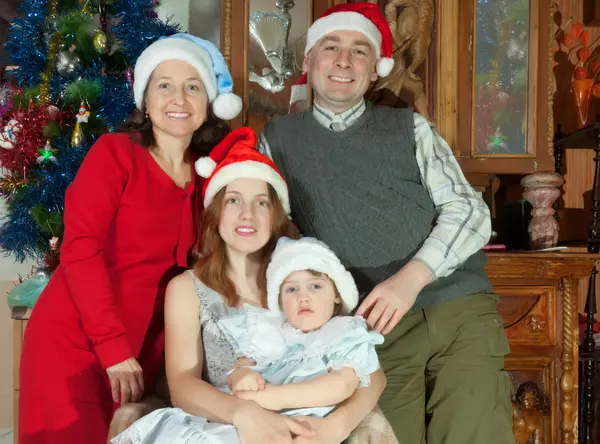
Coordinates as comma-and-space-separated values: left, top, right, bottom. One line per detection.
560, 277, 575, 444
548, 4, 555, 160
366, 0, 434, 118
512, 381, 547, 444
521, 172, 564, 250
527, 315, 546, 333
223, 0, 232, 65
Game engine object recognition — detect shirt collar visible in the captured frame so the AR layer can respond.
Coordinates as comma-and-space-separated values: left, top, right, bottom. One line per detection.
312, 99, 366, 132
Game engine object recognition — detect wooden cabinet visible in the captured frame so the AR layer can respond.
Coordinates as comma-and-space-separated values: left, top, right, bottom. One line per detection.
486, 252, 598, 444
435, 0, 554, 174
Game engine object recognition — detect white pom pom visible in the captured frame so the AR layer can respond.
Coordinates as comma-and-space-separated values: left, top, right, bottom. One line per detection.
377, 57, 395, 77
195, 156, 217, 178
212, 93, 243, 120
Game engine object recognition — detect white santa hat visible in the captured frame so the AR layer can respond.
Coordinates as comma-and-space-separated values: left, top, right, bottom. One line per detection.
305, 3, 394, 77
134, 33, 242, 121
267, 237, 359, 315
195, 127, 290, 214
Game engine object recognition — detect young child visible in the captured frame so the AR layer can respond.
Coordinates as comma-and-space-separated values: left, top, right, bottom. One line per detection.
221, 236, 384, 418
112, 236, 383, 444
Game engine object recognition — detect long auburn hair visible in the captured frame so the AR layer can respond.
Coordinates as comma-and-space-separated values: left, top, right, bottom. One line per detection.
193, 184, 290, 307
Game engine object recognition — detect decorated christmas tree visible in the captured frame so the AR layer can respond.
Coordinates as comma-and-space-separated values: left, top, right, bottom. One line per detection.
0, 0, 178, 281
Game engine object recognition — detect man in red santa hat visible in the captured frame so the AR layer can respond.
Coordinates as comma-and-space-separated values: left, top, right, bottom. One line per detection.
259, 3, 513, 443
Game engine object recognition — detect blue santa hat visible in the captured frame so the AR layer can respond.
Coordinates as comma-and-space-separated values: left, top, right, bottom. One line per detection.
134, 33, 242, 121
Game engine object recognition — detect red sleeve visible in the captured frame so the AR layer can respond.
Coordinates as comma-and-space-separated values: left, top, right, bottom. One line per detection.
61, 134, 133, 369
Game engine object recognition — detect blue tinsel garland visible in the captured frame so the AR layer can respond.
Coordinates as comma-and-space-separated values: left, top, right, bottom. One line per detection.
0, 0, 179, 263
112, 0, 180, 62
4, 0, 49, 87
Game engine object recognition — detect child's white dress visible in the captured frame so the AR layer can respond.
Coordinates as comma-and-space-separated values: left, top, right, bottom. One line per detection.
112, 274, 383, 444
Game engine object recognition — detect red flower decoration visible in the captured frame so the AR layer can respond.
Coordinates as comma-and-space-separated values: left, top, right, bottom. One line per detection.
575, 67, 588, 79
572, 23, 584, 39
581, 31, 591, 46
562, 33, 573, 47
579, 47, 591, 63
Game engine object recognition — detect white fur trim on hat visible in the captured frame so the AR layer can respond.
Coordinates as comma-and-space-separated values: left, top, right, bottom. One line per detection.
213, 93, 243, 121
305, 11, 382, 58
266, 237, 359, 315
203, 160, 290, 214
377, 57, 394, 77
195, 156, 217, 178
134, 38, 217, 110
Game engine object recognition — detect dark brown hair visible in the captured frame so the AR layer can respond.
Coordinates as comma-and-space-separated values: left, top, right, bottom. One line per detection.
119, 107, 230, 159
194, 184, 290, 307
118, 79, 230, 159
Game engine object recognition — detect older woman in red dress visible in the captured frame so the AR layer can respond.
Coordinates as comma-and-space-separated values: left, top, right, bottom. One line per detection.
18, 34, 242, 444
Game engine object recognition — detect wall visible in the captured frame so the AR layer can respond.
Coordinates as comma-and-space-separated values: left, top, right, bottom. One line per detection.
0, 197, 35, 428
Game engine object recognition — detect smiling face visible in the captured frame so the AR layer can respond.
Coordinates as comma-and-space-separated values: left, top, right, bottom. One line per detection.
303, 30, 378, 113
145, 59, 208, 142
218, 178, 273, 256
280, 270, 342, 332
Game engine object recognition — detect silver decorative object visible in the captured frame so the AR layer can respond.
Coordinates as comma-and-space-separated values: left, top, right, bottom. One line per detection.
249, 68, 286, 93
0, 84, 12, 107
56, 50, 81, 77
249, 1, 296, 93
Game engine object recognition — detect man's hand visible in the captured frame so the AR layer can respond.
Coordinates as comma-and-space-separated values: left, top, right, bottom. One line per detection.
228, 367, 266, 393
356, 260, 432, 335
235, 384, 282, 411
292, 416, 345, 443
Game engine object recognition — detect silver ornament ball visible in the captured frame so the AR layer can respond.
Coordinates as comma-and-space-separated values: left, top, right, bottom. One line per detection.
56, 50, 81, 77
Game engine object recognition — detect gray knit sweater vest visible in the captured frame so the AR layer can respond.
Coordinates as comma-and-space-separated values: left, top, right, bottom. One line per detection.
263, 103, 491, 310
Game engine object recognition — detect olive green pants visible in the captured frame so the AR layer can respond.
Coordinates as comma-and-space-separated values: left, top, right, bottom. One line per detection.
377, 292, 515, 444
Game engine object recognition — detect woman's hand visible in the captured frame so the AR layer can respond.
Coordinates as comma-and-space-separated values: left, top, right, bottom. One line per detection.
291, 416, 345, 443
106, 357, 144, 405
233, 401, 315, 444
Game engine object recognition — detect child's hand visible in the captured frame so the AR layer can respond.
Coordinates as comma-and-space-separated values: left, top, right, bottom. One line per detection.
228, 367, 266, 393
236, 385, 281, 411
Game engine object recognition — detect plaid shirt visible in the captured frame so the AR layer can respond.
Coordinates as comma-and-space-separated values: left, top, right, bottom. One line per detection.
259, 100, 491, 280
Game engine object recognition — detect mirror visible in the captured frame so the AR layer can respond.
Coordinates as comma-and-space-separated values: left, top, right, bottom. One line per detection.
156, 0, 221, 47
247, 0, 309, 129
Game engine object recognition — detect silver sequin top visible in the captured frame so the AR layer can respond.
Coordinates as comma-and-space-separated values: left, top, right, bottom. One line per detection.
189, 270, 240, 392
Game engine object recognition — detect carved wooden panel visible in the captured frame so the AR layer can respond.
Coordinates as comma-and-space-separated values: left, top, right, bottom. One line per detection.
495, 285, 556, 347
506, 356, 556, 444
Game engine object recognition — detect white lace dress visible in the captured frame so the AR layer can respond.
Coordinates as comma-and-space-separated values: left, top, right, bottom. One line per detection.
112, 272, 383, 444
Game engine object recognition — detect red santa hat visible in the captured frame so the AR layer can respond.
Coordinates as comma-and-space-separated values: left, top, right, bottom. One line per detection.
305, 3, 394, 77
195, 127, 290, 214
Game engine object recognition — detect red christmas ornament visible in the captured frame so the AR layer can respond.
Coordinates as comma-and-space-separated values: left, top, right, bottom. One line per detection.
0, 105, 69, 174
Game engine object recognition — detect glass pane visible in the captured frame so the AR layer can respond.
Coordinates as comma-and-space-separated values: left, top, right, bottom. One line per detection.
474, 0, 530, 155
248, 0, 309, 129
156, 0, 221, 48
